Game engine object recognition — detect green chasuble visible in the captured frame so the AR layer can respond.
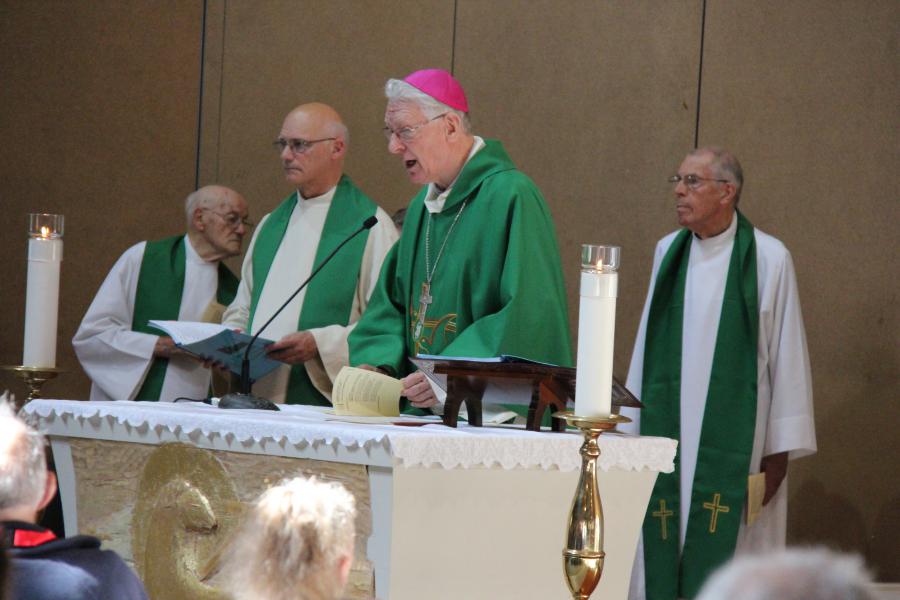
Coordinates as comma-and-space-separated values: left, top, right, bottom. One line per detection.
131, 235, 239, 401
248, 175, 377, 406
349, 139, 573, 380
640, 212, 759, 600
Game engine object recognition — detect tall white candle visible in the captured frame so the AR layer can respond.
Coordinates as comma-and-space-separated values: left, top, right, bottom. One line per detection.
23, 215, 64, 368
574, 245, 620, 417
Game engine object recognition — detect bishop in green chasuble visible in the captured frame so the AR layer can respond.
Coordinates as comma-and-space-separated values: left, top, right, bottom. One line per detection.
351, 139, 572, 374
351, 70, 572, 413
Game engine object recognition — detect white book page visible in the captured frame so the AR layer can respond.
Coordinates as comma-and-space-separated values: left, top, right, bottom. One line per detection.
332, 367, 402, 417
148, 320, 230, 345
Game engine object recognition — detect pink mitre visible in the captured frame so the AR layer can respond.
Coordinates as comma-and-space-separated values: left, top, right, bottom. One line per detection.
402, 68, 469, 113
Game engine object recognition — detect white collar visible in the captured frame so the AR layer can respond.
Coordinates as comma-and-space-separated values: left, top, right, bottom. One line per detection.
424, 136, 486, 214
184, 234, 210, 265
297, 184, 337, 207
694, 211, 738, 249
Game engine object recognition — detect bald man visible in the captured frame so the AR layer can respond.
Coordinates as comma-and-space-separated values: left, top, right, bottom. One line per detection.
73, 185, 250, 402
222, 103, 398, 405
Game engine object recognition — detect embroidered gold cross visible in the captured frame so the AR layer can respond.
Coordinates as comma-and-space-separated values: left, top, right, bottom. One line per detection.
652, 499, 674, 540
702, 493, 730, 533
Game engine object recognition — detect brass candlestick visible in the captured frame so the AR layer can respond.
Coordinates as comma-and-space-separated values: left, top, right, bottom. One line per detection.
1, 366, 64, 410
556, 411, 631, 600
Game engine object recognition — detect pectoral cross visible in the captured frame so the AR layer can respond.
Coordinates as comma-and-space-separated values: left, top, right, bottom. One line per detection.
413, 282, 433, 339
652, 499, 674, 540
702, 492, 730, 533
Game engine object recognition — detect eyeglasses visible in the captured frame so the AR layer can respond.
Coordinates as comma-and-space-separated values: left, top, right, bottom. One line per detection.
382, 113, 447, 143
272, 137, 336, 155
203, 209, 253, 229
668, 174, 729, 189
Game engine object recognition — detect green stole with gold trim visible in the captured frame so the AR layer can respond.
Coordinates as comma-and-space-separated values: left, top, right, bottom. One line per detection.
248, 175, 376, 406
132, 235, 239, 401
640, 212, 758, 599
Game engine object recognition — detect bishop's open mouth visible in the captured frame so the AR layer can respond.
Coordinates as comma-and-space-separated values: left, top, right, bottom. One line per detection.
405, 160, 417, 169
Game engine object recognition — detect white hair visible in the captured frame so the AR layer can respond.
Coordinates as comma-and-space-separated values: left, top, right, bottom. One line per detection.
0, 394, 48, 512
696, 547, 876, 600
327, 119, 350, 146
691, 146, 745, 203
385, 78, 472, 134
222, 476, 357, 600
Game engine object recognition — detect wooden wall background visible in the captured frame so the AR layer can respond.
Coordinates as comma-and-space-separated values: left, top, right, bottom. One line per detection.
1, 0, 897, 582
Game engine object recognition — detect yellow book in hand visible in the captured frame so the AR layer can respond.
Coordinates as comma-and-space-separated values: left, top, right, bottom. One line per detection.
746, 472, 766, 525
332, 367, 402, 417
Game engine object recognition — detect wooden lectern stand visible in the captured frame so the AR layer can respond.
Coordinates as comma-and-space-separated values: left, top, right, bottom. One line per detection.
411, 358, 641, 431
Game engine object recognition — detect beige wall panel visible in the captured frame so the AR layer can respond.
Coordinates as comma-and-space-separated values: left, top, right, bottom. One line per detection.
0, 2, 203, 400
454, 0, 702, 376
200, 0, 455, 230
698, 1, 899, 579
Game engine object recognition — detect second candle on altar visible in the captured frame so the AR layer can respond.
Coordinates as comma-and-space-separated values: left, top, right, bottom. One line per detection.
574, 244, 620, 417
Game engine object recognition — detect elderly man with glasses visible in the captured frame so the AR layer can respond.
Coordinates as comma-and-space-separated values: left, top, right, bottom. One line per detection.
349, 69, 572, 412
620, 147, 816, 600
74, 185, 250, 402
222, 103, 398, 406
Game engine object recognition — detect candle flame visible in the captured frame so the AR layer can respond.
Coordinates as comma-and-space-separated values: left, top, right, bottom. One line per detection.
596, 259, 604, 270
40, 226, 50, 238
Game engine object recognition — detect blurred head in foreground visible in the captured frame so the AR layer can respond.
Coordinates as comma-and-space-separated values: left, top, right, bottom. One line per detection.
0, 394, 55, 523
696, 546, 876, 600
222, 476, 356, 600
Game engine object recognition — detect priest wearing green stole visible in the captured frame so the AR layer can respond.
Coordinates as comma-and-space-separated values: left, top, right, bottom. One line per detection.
73, 185, 250, 402
621, 148, 817, 600
222, 103, 398, 406
349, 69, 572, 410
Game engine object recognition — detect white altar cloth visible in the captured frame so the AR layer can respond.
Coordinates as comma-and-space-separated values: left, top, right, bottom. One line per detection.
23, 400, 676, 600
22, 400, 676, 472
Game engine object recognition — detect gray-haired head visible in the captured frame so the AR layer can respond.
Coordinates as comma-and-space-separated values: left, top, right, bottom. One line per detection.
222, 476, 357, 600
690, 146, 744, 204
185, 185, 228, 227
696, 547, 877, 600
385, 79, 472, 134
0, 394, 49, 514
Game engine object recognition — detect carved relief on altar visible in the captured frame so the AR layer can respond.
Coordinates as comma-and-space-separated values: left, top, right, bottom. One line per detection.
68, 438, 375, 599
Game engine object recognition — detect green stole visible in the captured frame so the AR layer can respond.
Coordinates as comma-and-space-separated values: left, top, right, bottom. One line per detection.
640, 212, 758, 599
132, 235, 239, 401
248, 175, 376, 405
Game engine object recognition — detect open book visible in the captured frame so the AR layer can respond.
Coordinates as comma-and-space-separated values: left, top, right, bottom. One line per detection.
408, 357, 523, 424
148, 320, 281, 381
413, 353, 559, 367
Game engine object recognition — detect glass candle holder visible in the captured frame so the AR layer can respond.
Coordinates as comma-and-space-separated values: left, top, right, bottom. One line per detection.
29, 213, 65, 239
582, 244, 620, 272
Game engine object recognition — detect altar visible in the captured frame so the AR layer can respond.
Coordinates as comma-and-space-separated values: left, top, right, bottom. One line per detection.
22, 400, 675, 600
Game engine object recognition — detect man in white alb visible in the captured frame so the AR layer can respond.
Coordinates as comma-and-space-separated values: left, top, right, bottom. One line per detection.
222, 103, 398, 405
621, 147, 816, 600
73, 185, 250, 402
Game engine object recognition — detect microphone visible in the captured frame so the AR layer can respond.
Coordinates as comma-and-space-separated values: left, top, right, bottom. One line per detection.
219, 215, 379, 410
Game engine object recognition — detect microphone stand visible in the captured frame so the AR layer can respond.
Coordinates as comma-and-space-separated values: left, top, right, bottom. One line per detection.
219, 215, 379, 410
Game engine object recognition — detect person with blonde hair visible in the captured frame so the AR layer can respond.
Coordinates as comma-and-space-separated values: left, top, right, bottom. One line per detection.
695, 547, 876, 600
222, 476, 356, 600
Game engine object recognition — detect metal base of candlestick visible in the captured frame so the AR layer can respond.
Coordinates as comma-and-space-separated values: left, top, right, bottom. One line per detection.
1, 366, 65, 410
554, 411, 632, 600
